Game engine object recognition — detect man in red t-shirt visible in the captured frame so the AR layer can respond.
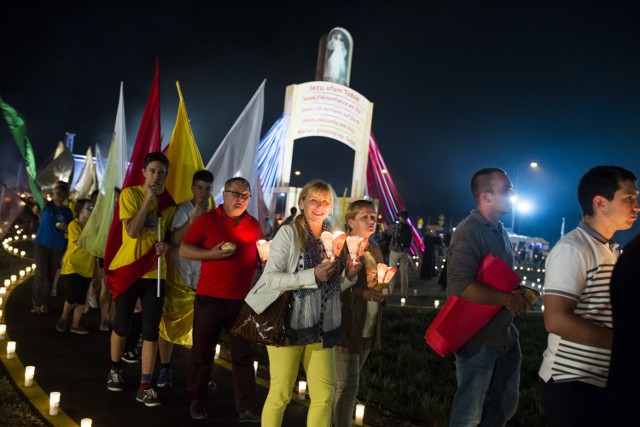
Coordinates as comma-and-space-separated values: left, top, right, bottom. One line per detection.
180, 177, 262, 422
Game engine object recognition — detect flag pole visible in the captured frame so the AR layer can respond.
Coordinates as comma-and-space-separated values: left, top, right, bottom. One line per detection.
157, 216, 162, 297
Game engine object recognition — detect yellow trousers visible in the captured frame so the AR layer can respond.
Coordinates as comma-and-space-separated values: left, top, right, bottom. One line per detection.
262, 342, 336, 427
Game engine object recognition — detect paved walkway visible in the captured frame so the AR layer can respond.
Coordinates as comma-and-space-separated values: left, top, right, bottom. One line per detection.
1, 239, 443, 427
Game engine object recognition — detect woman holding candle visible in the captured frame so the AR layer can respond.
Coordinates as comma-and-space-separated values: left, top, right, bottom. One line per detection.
245, 179, 361, 427
55, 199, 95, 334
333, 199, 385, 427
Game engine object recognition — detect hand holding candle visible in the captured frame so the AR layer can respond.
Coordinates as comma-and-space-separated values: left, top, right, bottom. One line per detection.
346, 235, 364, 262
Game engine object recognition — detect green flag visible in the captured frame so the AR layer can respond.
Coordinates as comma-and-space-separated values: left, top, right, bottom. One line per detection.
0, 98, 45, 208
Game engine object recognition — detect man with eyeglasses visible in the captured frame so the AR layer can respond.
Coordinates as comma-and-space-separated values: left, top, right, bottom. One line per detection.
180, 177, 262, 422
32, 180, 74, 314
156, 170, 214, 389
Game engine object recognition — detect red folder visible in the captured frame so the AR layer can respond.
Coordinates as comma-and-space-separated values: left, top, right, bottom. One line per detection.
425, 254, 520, 357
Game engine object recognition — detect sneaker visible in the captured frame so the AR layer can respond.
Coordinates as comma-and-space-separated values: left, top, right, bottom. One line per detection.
189, 400, 207, 420
107, 368, 124, 392
136, 387, 161, 407
70, 326, 89, 335
238, 409, 261, 423
56, 318, 67, 332
99, 319, 112, 332
122, 349, 141, 364
157, 367, 174, 388
88, 294, 99, 308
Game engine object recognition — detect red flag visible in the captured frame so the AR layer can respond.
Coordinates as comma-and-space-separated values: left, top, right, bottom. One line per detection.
104, 58, 173, 299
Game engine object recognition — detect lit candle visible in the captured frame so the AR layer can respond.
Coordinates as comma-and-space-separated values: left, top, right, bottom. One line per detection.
49, 391, 61, 415
24, 366, 35, 387
25, 267, 31, 274
3, 279, 9, 287
354, 403, 365, 426
413, 289, 418, 296
298, 380, 307, 400
434, 299, 440, 309
0, 324, 6, 340
0, 309, 3, 319
400, 298, 406, 306
6, 341, 16, 359
215, 344, 221, 359
80, 418, 92, 427
0, 297, 3, 306
31, 263, 36, 269
10, 275, 17, 283
0, 287, 6, 296
31, 234, 36, 239
20, 251, 25, 257
19, 270, 25, 277
12, 248, 18, 254
253, 361, 258, 376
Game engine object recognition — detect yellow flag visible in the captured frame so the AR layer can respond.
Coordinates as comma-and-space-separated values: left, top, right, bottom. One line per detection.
164, 81, 205, 205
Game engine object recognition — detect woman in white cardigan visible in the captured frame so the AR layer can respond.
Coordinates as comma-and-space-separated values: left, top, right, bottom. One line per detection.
246, 179, 361, 427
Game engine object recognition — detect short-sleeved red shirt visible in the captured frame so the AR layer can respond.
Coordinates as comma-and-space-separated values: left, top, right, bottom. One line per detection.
183, 205, 262, 299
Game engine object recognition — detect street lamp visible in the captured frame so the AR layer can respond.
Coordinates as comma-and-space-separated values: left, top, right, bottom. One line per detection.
510, 162, 538, 232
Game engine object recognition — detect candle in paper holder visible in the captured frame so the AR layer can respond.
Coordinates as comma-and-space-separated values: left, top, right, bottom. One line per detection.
354, 403, 365, 425
372, 263, 397, 298
0, 324, 6, 340
25, 366, 35, 387
6, 341, 16, 359
346, 236, 364, 262
80, 419, 92, 427
298, 380, 307, 400
3, 279, 9, 287
49, 392, 60, 415
256, 240, 271, 267
320, 231, 346, 261
215, 344, 221, 359
0, 287, 6, 297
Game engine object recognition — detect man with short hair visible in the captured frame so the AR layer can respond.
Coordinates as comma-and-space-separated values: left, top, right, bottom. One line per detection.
180, 177, 262, 422
539, 165, 640, 426
447, 168, 530, 426
106, 152, 176, 408
156, 169, 214, 389
386, 210, 412, 298
32, 180, 74, 314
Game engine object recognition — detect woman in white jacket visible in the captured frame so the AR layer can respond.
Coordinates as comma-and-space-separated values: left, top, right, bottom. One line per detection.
246, 179, 361, 427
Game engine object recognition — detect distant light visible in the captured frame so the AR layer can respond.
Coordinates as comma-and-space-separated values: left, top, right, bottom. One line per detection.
279, 193, 285, 197
294, 170, 301, 176
530, 162, 538, 168
381, 169, 388, 174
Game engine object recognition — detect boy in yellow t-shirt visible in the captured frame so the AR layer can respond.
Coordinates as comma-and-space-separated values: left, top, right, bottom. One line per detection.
56, 199, 95, 334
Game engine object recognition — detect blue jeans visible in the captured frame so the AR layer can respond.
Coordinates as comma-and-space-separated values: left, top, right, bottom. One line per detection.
449, 340, 521, 427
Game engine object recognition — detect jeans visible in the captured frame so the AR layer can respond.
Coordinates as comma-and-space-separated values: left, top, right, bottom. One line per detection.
449, 340, 521, 427
188, 296, 256, 411
333, 338, 373, 427
388, 250, 409, 297
262, 342, 336, 427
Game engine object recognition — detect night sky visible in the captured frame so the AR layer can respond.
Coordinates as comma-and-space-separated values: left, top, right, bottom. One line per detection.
2, 1, 640, 246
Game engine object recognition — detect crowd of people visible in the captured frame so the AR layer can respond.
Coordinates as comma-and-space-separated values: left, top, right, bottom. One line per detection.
23, 155, 640, 426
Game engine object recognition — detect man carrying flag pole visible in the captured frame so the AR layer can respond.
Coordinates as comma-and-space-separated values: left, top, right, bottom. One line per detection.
106, 152, 176, 407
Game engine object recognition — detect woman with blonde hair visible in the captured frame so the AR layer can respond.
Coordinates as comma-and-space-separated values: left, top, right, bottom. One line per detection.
333, 199, 385, 426
245, 179, 361, 427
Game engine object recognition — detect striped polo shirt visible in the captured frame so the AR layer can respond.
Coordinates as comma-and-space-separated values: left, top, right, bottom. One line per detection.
538, 222, 618, 387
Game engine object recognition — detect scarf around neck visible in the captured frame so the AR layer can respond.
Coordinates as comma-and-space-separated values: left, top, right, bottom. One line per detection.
288, 218, 343, 347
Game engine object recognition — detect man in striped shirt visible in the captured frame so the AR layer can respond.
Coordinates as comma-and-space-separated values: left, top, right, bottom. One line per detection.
539, 165, 640, 427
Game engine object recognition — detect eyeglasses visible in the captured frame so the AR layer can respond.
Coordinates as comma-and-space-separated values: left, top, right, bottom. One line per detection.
83, 206, 94, 211
224, 190, 251, 201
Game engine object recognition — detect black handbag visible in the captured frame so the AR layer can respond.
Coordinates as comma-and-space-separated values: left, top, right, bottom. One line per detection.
231, 291, 292, 346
